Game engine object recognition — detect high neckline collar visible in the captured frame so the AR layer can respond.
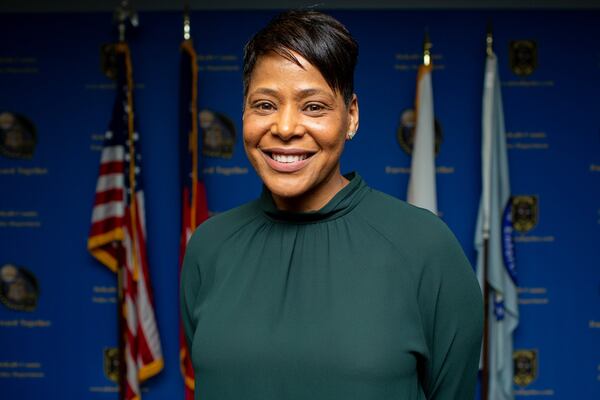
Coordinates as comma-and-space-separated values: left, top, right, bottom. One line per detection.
259, 172, 368, 223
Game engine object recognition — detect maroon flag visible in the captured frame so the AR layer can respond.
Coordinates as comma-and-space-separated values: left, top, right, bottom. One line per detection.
179, 38, 209, 400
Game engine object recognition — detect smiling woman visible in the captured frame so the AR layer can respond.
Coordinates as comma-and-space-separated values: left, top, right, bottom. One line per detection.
181, 10, 483, 400
243, 50, 358, 210
242, 11, 359, 211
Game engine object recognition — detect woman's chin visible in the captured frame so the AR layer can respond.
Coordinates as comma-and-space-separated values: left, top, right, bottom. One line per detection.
264, 177, 309, 200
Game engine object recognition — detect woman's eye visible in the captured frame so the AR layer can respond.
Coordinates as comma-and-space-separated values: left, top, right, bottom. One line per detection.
305, 103, 325, 113
257, 102, 274, 111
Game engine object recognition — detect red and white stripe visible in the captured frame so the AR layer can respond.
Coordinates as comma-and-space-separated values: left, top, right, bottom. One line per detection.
89, 123, 163, 400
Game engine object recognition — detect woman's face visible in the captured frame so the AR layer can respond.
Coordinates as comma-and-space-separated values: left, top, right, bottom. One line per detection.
243, 51, 358, 210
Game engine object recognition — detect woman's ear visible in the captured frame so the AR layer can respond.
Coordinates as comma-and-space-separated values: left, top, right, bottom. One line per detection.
346, 93, 359, 140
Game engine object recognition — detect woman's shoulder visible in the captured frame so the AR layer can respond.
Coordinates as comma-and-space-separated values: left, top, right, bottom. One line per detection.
353, 187, 469, 269
358, 188, 451, 243
357, 187, 477, 298
186, 199, 263, 255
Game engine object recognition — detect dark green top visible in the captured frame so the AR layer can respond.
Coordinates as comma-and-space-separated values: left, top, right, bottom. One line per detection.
181, 173, 483, 400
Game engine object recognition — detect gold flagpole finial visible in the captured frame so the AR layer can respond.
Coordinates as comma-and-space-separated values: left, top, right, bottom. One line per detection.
183, 2, 191, 40
423, 29, 432, 66
486, 20, 494, 57
113, 0, 139, 43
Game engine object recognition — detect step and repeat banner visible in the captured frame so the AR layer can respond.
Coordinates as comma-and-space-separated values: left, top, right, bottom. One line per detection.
0, 9, 598, 399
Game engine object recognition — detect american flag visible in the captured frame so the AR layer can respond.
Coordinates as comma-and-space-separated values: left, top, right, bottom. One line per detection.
88, 42, 163, 400
179, 38, 209, 400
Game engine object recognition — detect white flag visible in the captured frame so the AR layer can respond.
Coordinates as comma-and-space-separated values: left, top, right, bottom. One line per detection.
407, 64, 437, 214
475, 52, 519, 400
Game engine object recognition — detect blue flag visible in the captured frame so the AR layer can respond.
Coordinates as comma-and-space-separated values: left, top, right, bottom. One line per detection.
475, 53, 519, 400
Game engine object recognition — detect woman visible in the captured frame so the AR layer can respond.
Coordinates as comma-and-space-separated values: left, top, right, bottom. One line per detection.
181, 10, 483, 400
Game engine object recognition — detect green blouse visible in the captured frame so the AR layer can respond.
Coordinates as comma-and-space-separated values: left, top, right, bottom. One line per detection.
181, 173, 483, 399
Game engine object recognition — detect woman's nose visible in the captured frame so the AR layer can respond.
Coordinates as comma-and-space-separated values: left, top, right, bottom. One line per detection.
270, 106, 304, 140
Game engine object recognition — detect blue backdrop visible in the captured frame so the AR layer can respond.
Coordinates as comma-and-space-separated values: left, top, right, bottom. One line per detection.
0, 9, 599, 399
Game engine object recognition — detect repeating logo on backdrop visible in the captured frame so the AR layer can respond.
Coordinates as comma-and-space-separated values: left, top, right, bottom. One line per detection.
509, 40, 537, 76
513, 349, 538, 387
103, 347, 120, 383
396, 108, 443, 156
0, 264, 39, 312
200, 109, 236, 159
0, 112, 37, 159
512, 195, 538, 233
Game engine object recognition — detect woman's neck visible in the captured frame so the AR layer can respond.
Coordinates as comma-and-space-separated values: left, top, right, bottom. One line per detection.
271, 171, 349, 212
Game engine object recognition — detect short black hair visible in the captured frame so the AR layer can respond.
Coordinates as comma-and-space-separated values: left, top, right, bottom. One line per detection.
243, 10, 358, 105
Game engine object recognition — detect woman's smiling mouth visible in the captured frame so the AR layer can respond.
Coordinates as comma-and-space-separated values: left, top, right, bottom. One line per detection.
260, 148, 317, 172
271, 153, 309, 163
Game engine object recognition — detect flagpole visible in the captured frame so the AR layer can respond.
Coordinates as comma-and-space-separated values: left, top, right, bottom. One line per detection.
112, 3, 137, 398
117, 247, 126, 400
113, 6, 127, 397
423, 29, 431, 66
183, 3, 191, 41
481, 22, 494, 400
482, 238, 490, 400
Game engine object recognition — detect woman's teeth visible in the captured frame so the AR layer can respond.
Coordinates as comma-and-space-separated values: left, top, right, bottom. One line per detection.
271, 153, 309, 163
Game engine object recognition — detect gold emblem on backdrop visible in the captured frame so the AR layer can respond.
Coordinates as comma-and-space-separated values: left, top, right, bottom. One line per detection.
0, 112, 37, 159
512, 195, 538, 233
103, 347, 120, 383
200, 109, 236, 159
0, 264, 39, 312
396, 108, 443, 156
509, 40, 537, 76
513, 349, 538, 387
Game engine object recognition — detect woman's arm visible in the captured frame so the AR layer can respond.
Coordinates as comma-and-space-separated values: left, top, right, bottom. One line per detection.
180, 234, 202, 349
417, 221, 484, 400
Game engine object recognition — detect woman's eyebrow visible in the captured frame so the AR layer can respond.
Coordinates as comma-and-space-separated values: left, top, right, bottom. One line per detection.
295, 88, 334, 101
250, 87, 334, 102
250, 87, 281, 99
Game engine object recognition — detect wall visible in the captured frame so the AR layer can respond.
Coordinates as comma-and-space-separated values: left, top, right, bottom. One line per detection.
0, 9, 599, 399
